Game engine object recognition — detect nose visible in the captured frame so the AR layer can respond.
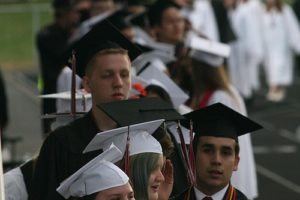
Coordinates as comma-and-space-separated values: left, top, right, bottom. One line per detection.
113, 74, 123, 88
156, 170, 165, 183
211, 152, 222, 166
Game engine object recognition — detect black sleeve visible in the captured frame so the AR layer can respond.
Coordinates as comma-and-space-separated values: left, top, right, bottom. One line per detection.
0, 69, 8, 130
28, 133, 66, 200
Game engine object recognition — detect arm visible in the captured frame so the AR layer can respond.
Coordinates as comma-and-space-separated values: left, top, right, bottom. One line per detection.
28, 134, 65, 200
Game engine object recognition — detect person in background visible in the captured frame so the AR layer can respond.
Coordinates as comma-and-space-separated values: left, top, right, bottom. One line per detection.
292, 0, 300, 76
261, 0, 300, 102
36, 0, 81, 136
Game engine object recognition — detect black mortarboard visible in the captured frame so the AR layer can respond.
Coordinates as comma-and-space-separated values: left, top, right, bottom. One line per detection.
181, 103, 263, 141
64, 19, 142, 77
107, 10, 132, 31
97, 97, 184, 126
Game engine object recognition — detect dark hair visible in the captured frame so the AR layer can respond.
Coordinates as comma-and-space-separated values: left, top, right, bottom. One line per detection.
265, 0, 282, 11
145, 84, 173, 107
152, 126, 174, 158
147, 0, 181, 27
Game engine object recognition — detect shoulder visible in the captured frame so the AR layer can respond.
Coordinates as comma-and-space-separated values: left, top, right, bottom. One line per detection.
171, 187, 195, 200
42, 113, 95, 153
235, 188, 249, 200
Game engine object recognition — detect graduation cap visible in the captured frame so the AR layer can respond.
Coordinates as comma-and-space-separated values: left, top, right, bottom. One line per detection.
64, 19, 142, 77
39, 90, 92, 113
39, 90, 91, 100
185, 32, 231, 67
136, 61, 189, 108
107, 10, 133, 31
181, 103, 263, 141
97, 97, 184, 126
83, 119, 164, 155
57, 144, 126, 198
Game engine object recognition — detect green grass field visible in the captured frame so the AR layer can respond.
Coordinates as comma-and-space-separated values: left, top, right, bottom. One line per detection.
0, 3, 52, 70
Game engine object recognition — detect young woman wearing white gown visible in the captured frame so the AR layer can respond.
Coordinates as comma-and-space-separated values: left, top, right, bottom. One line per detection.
262, 0, 300, 102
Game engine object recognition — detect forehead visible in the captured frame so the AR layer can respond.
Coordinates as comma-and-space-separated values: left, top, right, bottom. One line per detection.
93, 53, 131, 69
161, 7, 182, 19
198, 136, 236, 148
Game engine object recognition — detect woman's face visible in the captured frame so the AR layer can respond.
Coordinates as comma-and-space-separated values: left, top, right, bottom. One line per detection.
147, 155, 165, 200
95, 182, 135, 200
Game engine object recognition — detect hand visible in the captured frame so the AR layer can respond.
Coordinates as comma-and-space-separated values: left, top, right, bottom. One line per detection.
158, 159, 174, 200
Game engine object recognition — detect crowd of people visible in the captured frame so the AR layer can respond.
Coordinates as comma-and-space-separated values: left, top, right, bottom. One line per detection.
2, 0, 300, 199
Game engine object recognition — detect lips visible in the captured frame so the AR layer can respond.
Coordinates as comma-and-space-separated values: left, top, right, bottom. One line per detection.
112, 92, 124, 99
208, 169, 223, 178
151, 184, 160, 192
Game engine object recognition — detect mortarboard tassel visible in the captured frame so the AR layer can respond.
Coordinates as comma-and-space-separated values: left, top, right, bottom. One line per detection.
188, 120, 196, 185
124, 126, 130, 176
71, 50, 77, 119
177, 121, 194, 186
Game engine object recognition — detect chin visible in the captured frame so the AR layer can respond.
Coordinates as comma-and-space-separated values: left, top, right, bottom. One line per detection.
148, 192, 159, 200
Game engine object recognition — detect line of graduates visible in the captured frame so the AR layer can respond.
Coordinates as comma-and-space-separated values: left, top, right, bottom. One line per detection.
4, 0, 268, 200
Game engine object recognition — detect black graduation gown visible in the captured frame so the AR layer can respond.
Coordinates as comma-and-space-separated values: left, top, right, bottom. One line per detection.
29, 112, 102, 200
36, 23, 71, 133
172, 186, 249, 200
0, 69, 8, 130
168, 130, 190, 197
210, 0, 237, 44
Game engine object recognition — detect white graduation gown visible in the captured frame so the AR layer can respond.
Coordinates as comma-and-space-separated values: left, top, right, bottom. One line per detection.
188, 0, 219, 41
56, 66, 92, 113
262, 5, 300, 86
207, 85, 258, 200
4, 167, 28, 200
228, 1, 264, 98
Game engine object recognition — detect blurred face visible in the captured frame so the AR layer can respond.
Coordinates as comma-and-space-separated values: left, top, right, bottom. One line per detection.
83, 53, 131, 105
95, 182, 135, 200
91, 0, 115, 16
195, 136, 239, 195
148, 155, 165, 200
155, 7, 185, 44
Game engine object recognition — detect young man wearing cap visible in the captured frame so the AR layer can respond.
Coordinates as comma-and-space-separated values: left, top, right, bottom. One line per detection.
29, 20, 141, 200
174, 103, 262, 200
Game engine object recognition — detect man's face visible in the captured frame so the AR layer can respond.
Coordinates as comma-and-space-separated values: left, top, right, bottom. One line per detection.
95, 182, 135, 200
195, 136, 239, 195
83, 53, 131, 105
155, 7, 185, 44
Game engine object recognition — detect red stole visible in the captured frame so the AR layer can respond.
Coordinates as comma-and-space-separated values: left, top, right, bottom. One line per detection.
198, 89, 215, 108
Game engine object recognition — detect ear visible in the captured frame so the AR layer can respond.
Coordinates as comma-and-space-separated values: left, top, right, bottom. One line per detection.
233, 155, 240, 171
82, 76, 92, 93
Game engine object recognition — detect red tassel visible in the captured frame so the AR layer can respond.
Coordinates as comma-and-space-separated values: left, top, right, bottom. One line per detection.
124, 126, 130, 176
71, 50, 76, 119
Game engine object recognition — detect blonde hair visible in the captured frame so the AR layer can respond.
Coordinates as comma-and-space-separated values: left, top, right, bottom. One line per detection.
85, 48, 129, 77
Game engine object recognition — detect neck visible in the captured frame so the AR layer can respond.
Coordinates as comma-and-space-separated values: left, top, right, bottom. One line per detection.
91, 106, 117, 131
196, 181, 226, 196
